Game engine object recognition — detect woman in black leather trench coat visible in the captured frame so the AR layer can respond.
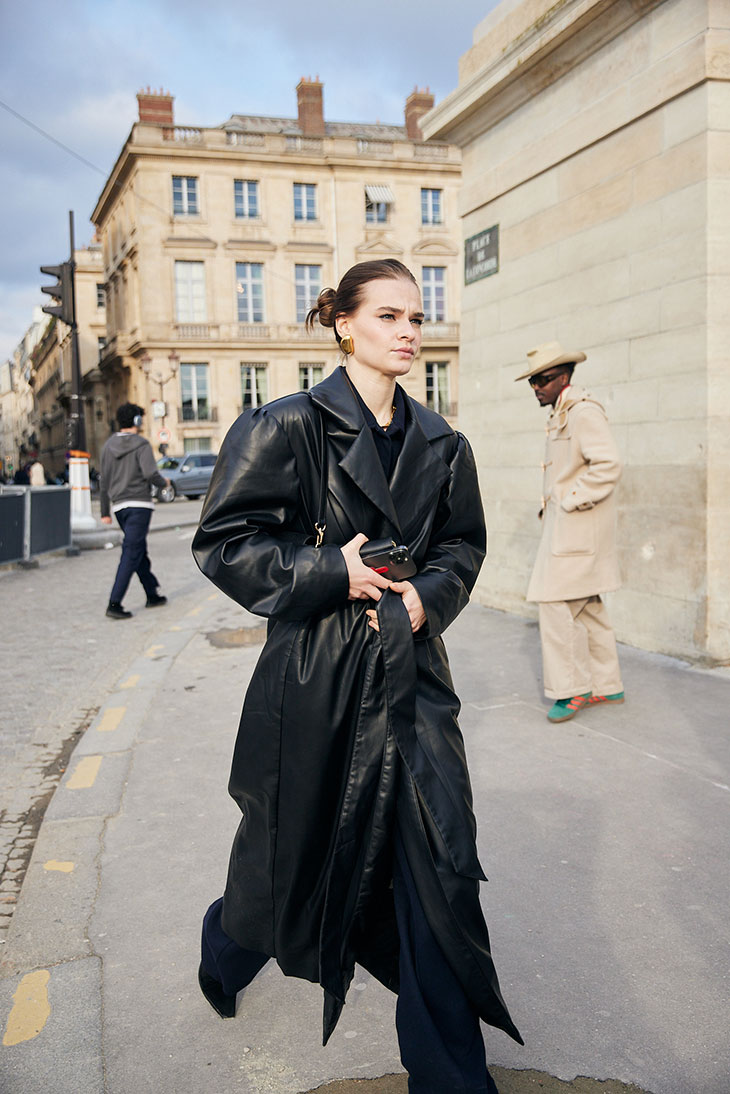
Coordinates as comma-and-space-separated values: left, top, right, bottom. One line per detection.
192, 259, 521, 1094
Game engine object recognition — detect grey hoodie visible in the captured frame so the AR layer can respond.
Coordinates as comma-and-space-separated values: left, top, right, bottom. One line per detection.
99, 432, 167, 518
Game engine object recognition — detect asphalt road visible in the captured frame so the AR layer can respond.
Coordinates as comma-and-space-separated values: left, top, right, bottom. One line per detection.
2, 511, 729, 1093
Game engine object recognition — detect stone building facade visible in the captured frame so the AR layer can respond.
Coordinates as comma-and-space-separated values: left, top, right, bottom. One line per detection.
91, 81, 463, 457
423, 0, 730, 662
0, 310, 45, 478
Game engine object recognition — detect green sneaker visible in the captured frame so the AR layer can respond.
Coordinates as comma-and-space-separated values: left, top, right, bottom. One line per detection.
547, 693, 592, 722
588, 691, 625, 705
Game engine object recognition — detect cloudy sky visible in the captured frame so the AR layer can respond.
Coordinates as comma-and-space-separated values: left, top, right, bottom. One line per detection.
0, 0, 502, 361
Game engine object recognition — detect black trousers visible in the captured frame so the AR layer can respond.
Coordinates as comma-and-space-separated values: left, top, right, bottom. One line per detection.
110, 507, 159, 603
201, 831, 498, 1094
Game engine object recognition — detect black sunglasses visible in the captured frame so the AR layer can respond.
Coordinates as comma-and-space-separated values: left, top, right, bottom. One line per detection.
529, 370, 567, 389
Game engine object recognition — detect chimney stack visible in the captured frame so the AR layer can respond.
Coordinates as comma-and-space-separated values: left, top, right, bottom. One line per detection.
296, 77, 325, 137
405, 87, 434, 141
137, 87, 174, 126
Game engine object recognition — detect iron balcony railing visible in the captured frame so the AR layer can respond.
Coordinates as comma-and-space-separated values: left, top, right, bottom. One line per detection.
178, 405, 219, 423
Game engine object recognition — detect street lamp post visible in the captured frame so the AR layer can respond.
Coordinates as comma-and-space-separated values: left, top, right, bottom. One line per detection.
140, 352, 180, 446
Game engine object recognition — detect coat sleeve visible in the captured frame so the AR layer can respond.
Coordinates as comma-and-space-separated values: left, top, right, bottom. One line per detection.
560, 404, 622, 513
408, 432, 486, 639
191, 408, 349, 621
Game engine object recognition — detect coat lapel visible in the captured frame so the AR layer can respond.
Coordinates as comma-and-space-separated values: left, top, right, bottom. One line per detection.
309, 369, 401, 535
338, 428, 402, 535
390, 401, 451, 544
308, 368, 452, 545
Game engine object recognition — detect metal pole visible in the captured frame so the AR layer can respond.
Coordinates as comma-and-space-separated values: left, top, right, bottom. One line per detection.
66, 211, 96, 537
68, 210, 86, 452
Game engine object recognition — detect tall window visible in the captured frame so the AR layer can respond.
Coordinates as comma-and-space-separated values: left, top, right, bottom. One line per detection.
426, 361, 451, 414
293, 183, 317, 221
184, 437, 212, 454
295, 265, 322, 323
96, 284, 105, 308
299, 364, 324, 390
365, 185, 394, 224
421, 188, 443, 225
236, 263, 265, 322
422, 266, 446, 322
174, 261, 206, 322
172, 176, 199, 215
366, 199, 387, 223
180, 363, 210, 421
234, 180, 259, 219
241, 364, 268, 409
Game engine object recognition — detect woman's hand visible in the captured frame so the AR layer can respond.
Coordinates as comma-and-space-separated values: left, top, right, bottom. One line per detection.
366, 580, 426, 635
341, 533, 392, 602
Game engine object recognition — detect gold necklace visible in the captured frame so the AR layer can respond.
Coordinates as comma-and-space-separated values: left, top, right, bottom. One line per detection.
380, 404, 397, 429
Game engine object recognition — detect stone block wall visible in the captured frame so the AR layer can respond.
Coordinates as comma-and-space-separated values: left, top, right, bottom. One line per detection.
424, 0, 730, 661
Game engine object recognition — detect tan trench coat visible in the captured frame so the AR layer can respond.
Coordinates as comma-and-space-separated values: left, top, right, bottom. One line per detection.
527, 385, 622, 603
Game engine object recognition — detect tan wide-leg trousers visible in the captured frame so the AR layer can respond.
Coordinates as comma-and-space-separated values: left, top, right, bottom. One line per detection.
538, 595, 623, 700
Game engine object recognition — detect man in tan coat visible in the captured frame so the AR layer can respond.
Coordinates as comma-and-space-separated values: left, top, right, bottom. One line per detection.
516, 341, 624, 723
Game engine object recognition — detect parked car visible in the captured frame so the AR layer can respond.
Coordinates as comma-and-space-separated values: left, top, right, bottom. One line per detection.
154, 452, 217, 502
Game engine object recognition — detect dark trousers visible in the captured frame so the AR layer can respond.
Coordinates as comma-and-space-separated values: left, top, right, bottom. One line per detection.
110, 507, 159, 604
201, 831, 498, 1094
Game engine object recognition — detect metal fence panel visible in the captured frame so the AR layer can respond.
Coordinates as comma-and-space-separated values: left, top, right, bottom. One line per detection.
0, 486, 71, 564
0, 491, 25, 564
29, 487, 72, 556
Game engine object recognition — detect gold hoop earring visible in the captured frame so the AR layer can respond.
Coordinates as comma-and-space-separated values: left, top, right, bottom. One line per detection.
340, 335, 354, 355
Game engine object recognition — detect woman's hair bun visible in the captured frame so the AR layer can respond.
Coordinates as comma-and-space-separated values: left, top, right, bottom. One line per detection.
306, 286, 337, 331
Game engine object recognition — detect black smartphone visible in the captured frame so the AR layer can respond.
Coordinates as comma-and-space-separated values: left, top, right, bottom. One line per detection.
359, 538, 417, 580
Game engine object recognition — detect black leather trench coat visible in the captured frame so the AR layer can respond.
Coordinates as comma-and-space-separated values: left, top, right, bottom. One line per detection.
192, 367, 521, 1046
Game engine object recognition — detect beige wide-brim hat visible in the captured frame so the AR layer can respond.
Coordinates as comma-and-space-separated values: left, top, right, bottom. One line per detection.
514, 340, 587, 381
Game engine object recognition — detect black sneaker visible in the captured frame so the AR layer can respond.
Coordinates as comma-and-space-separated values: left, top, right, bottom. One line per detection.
107, 601, 132, 619
146, 593, 167, 608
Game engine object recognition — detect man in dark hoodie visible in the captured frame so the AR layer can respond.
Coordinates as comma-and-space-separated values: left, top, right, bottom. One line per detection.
100, 403, 170, 619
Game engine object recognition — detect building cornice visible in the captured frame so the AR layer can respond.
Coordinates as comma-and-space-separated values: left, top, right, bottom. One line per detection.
282, 241, 334, 254
223, 239, 277, 253
92, 127, 136, 225
162, 236, 217, 250
421, 0, 663, 145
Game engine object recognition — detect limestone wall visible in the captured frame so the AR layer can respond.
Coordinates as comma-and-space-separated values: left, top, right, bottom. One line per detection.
424, 0, 730, 661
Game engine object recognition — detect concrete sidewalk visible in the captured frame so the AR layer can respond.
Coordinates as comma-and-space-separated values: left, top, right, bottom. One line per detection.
1, 588, 728, 1093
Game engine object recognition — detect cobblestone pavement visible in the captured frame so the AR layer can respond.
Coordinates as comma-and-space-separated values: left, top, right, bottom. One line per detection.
0, 499, 203, 941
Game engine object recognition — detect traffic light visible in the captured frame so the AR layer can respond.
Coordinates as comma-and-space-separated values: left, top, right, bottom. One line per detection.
40, 262, 74, 325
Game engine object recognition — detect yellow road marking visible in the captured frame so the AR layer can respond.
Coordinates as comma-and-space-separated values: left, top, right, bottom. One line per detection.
207, 593, 218, 601
43, 861, 75, 873
67, 756, 102, 790
186, 606, 202, 617
119, 674, 140, 689
145, 644, 164, 658
96, 707, 125, 733
2, 970, 51, 1046
168, 625, 182, 632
